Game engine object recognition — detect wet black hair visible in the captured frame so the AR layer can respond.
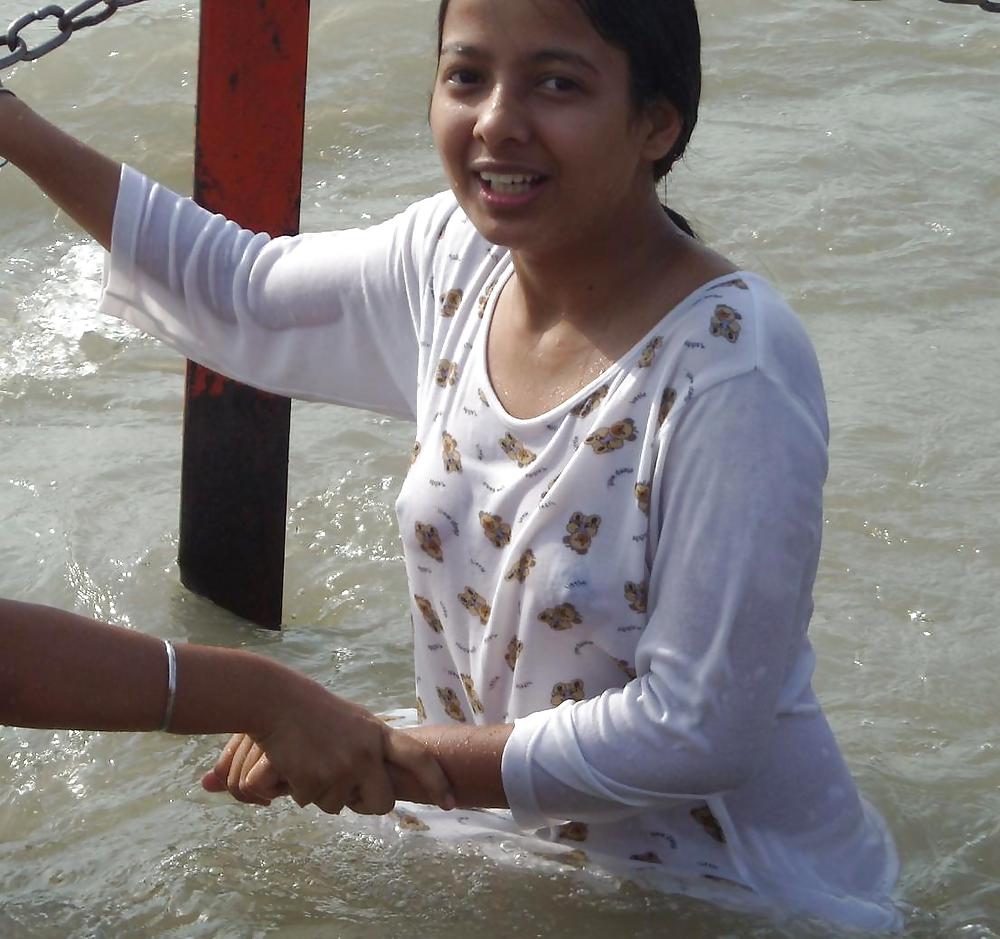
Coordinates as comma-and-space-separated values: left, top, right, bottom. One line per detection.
435, 0, 701, 237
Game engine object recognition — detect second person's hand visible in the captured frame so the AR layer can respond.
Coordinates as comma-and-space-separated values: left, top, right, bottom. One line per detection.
200, 676, 455, 815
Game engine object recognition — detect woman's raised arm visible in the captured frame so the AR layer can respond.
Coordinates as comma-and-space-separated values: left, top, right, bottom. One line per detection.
0, 85, 120, 249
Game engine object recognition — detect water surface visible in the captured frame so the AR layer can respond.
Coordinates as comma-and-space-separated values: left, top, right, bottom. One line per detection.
1, 1, 999, 936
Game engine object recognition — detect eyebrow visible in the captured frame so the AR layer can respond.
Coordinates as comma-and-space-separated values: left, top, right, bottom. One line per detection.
439, 43, 598, 74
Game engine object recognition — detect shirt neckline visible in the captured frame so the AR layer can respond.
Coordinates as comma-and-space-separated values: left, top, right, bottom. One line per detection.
476, 266, 754, 428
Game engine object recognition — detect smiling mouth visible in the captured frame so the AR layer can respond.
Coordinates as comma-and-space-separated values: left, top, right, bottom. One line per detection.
478, 172, 546, 196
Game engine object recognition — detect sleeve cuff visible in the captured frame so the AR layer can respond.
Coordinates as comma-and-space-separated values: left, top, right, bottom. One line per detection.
500, 707, 569, 831
99, 163, 145, 318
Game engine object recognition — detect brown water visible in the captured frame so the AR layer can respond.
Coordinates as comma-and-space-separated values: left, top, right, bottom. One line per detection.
1, 1, 999, 936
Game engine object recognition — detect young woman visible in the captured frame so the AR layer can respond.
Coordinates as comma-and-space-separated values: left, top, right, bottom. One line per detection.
0, 0, 902, 929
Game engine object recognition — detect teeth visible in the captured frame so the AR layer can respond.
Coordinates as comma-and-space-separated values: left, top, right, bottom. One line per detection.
480, 172, 542, 194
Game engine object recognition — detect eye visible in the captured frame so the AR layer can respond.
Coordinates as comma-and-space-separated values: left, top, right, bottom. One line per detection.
444, 68, 481, 87
540, 75, 580, 93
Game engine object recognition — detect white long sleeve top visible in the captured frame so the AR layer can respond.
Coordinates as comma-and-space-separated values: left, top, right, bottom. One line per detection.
99, 166, 901, 931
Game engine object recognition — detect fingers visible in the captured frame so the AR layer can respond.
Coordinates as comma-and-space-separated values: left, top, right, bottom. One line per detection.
353, 767, 396, 816
384, 730, 456, 811
244, 754, 291, 802
214, 734, 268, 805
201, 769, 227, 792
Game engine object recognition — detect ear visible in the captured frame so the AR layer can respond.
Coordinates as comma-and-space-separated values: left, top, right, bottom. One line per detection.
640, 98, 683, 164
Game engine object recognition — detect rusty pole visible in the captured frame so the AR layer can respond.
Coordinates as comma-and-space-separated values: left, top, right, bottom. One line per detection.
180, 0, 311, 628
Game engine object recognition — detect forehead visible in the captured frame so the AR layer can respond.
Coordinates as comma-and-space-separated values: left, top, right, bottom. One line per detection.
440, 0, 608, 56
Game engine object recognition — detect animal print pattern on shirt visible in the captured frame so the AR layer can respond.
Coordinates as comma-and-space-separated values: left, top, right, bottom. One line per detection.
625, 581, 648, 614
461, 674, 486, 714
442, 432, 462, 473
458, 586, 491, 625
659, 388, 677, 426
500, 432, 536, 467
436, 359, 459, 387
638, 336, 664, 368
538, 602, 582, 631
479, 511, 512, 548
571, 385, 609, 418
563, 512, 601, 555
585, 419, 636, 454
551, 680, 586, 706
504, 549, 536, 582
505, 637, 524, 671
437, 686, 467, 722
440, 288, 463, 317
415, 595, 444, 632
710, 304, 743, 343
635, 482, 651, 516
415, 522, 444, 562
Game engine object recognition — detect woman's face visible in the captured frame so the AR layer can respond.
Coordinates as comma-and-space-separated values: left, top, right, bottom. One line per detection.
430, 0, 677, 255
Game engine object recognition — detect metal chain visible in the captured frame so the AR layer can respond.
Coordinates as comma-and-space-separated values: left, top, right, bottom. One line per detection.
2, 0, 153, 72
0, 1, 152, 166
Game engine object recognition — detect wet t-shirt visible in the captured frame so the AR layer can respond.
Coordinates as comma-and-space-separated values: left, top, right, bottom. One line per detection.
100, 165, 901, 932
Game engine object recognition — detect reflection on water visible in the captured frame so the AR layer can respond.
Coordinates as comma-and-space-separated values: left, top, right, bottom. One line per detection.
2, 0, 1000, 936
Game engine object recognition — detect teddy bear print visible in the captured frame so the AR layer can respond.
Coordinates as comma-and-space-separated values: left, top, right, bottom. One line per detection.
538, 602, 583, 631
504, 549, 536, 583
437, 686, 468, 723
504, 637, 524, 671
460, 674, 486, 715
458, 586, 491, 625
499, 432, 537, 467
635, 482, 651, 516
416, 696, 427, 722
638, 336, 664, 368
440, 288, 463, 318
691, 804, 727, 843
571, 384, 609, 418
478, 281, 497, 318
585, 419, 636, 455
557, 821, 589, 842
617, 659, 638, 681
414, 595, 443, 633
551, 679, 586, 706
415, 522, 444, 562
442, 432, 462, 473
624, 581, 648, 614
435, 359, 459, 388
658, 387, 677, 426
710, 304, 743, 343
536, 849, 588, 868
393, 810, 430, 832
410, 440, 421, 465
563, 512, 601, 555
479, 511, 512, 549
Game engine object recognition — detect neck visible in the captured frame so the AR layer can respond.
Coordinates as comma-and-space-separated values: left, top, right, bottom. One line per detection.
507, 190, 691, 336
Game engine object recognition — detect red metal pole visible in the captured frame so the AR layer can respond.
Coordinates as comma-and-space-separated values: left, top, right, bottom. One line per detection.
180, 0, 311, 628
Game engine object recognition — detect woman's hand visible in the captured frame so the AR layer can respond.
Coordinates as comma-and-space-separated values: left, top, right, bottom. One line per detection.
200, 684, 455, 815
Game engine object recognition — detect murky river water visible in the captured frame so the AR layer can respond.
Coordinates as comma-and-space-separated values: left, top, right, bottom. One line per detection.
1, 1, 999, 936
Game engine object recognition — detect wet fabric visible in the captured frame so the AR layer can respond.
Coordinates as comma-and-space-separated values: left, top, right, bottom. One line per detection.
99, 165, 901, 931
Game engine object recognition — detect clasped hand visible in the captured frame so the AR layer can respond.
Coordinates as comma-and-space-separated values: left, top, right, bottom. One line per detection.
201, 681, 453, 816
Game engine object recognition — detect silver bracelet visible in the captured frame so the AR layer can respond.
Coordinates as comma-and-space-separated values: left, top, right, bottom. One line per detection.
161, 638, 178, 731
0, 87, 15, 169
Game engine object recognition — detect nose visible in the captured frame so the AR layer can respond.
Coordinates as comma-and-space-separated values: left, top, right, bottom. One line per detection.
474, 83, 531, 148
